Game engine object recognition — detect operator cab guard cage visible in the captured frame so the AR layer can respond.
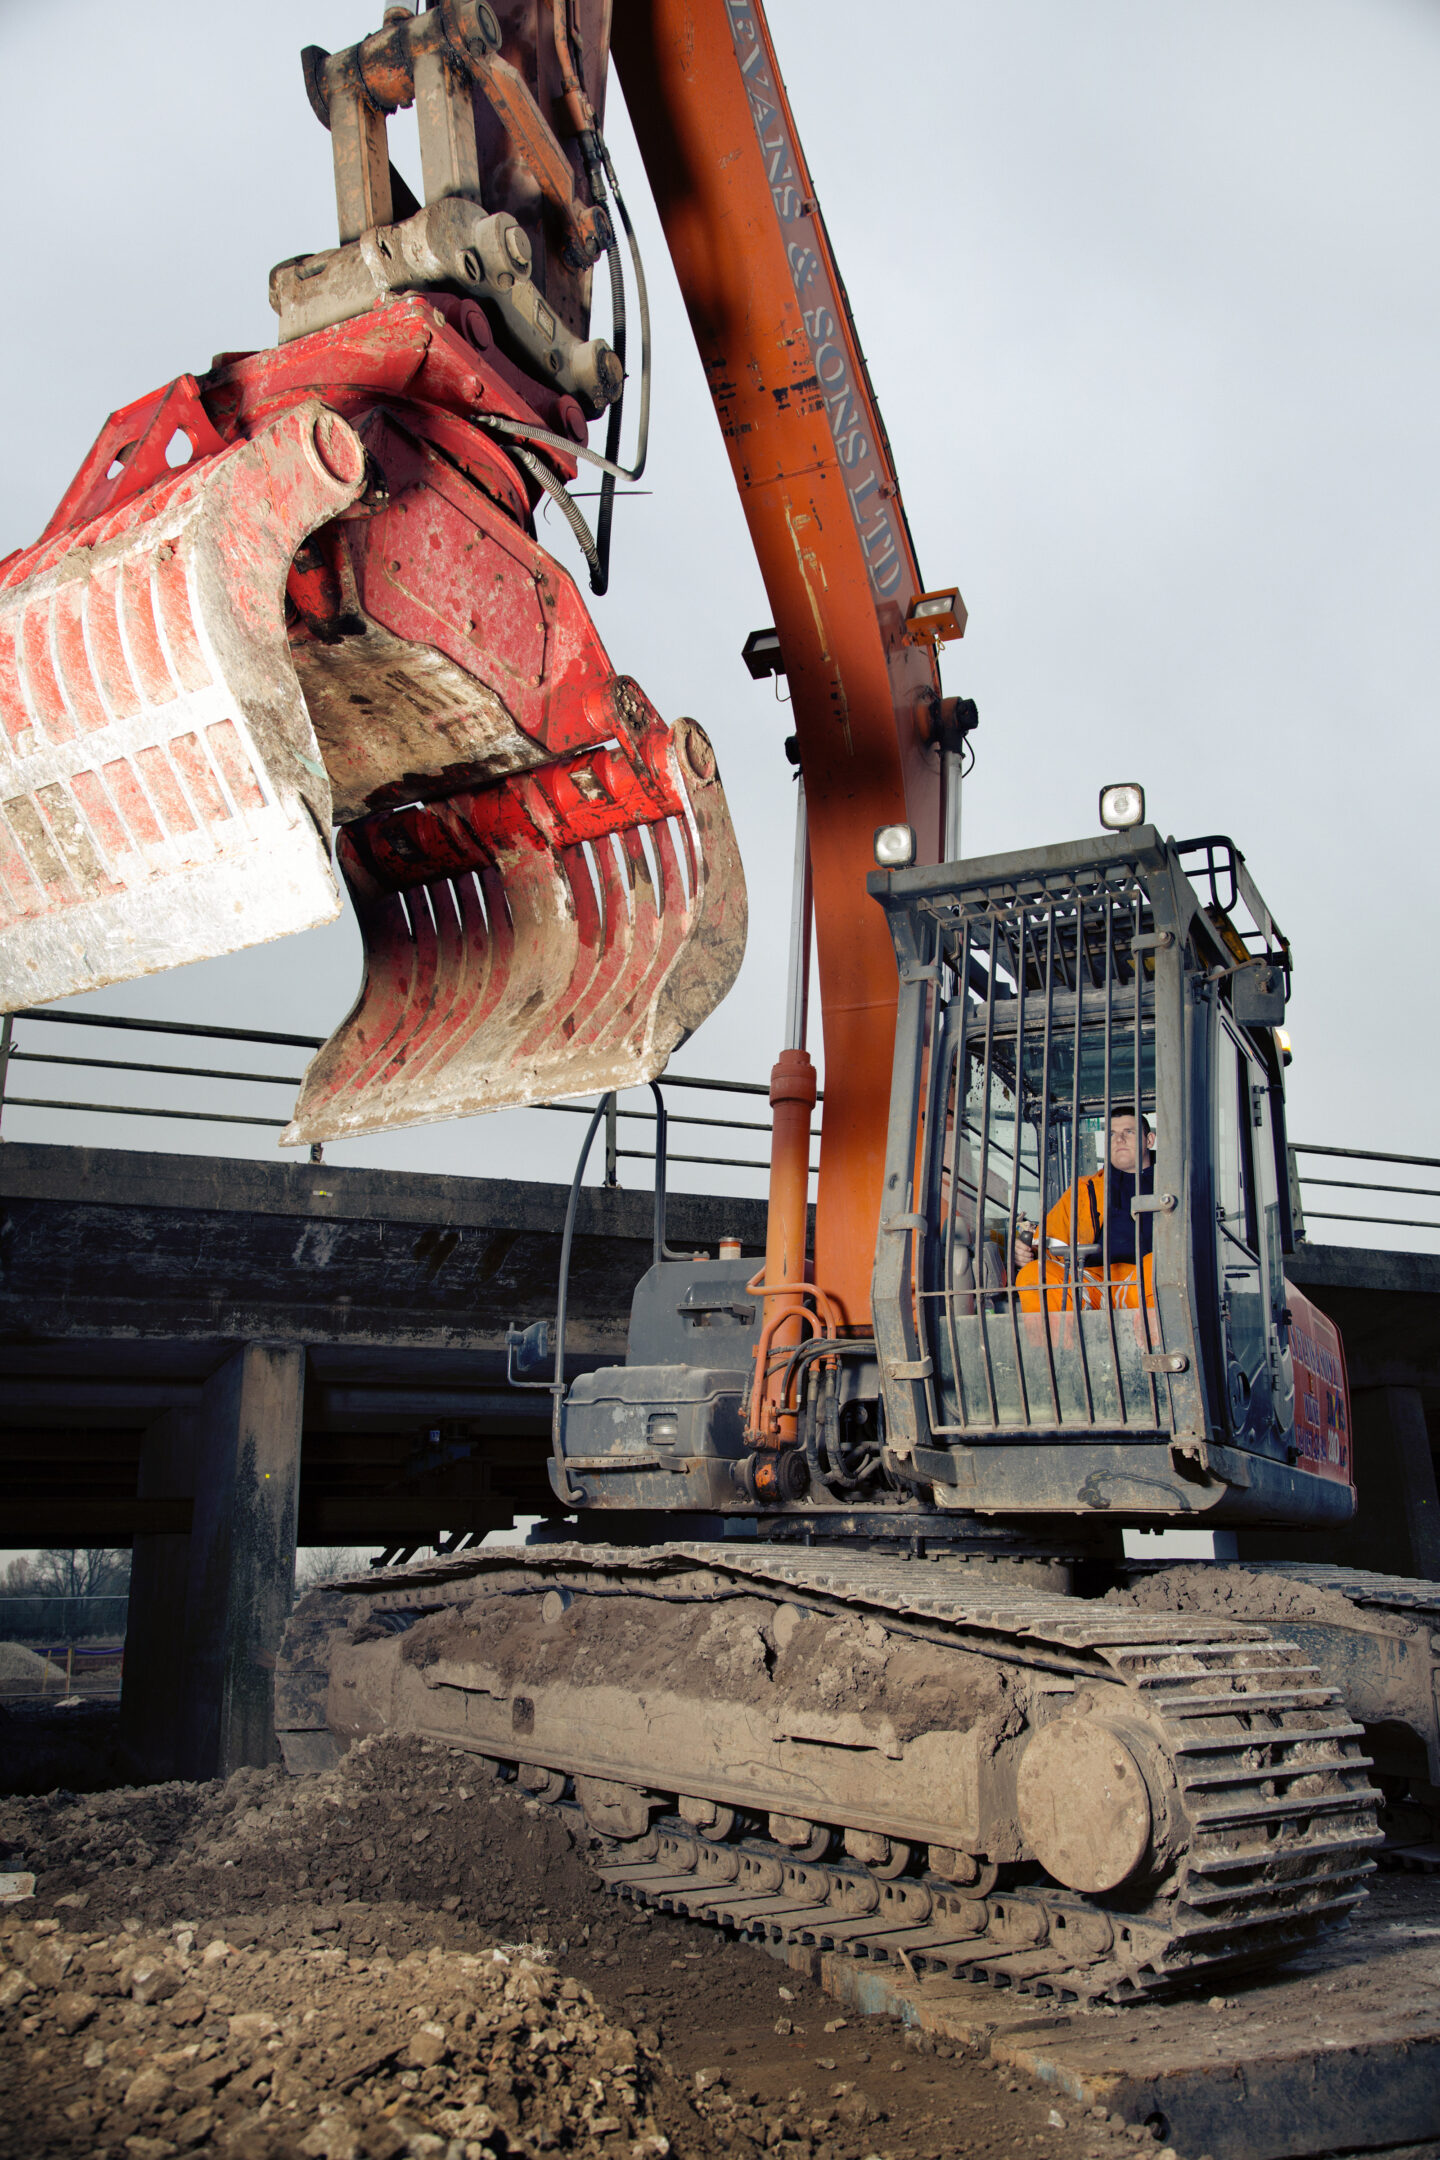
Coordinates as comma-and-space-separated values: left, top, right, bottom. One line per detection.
869, 826, 1297, 1461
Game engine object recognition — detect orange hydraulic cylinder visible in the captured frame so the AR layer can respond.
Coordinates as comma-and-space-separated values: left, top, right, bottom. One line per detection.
761, 1047, 818, 1394
764, 1051, 815, 1292
612, 0, 947, 1330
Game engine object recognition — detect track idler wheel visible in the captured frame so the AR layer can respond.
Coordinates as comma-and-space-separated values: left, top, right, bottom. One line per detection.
1016, 1717, 1159, 1894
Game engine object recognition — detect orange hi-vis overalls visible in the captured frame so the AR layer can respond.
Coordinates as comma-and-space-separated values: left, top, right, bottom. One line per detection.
1015, 1171, 1156, 1312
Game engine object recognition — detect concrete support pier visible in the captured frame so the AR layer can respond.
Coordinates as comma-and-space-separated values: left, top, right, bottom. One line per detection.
181, 1344, 304, 1778
119, 1345, 304, 1780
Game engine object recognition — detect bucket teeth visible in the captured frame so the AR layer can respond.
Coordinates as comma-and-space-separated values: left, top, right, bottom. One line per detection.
0, 401, 367, 1005
283, 714, 746, 1144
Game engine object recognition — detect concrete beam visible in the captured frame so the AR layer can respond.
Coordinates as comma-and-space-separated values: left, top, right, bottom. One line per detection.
0, 1380, 201, 1417
175, 1343, 305, 1780
0, 1140, 769, 1356
304, 1386, 552, 1425
1, 1498, 192, 1541
297, 1498, 517, 1542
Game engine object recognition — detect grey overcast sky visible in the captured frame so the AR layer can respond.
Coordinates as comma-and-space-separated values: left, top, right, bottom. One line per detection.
1, 1, 1436, 1240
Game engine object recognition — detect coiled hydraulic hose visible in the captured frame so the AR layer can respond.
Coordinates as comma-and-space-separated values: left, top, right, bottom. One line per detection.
506, 441, 605, 594
545, 2, 652, 594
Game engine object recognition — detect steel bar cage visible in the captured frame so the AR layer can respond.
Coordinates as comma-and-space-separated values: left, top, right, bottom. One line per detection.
870, 828, 1244, 1453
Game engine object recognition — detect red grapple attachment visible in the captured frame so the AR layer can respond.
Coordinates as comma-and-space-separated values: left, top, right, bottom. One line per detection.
0, 302, 748, 1134
0, 397, 368, 1003
283, 696, 745, 1144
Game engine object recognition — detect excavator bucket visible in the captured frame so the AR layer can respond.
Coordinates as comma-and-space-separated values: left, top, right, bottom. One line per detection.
0, 394, 368, 1003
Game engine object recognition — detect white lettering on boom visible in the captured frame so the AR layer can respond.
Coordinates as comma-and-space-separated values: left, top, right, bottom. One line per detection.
724, 0, 910, 603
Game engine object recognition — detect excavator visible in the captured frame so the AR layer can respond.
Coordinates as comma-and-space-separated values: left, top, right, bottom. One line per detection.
3, 0, 1437, 2003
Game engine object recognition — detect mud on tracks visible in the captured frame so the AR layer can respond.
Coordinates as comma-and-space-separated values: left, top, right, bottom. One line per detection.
0, 1736, 1123, 2160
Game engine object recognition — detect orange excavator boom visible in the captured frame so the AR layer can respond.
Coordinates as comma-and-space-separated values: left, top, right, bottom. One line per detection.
613, 0, 963, 1329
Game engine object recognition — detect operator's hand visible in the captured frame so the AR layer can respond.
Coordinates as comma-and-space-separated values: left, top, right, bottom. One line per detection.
1013, 1224, 1037, 1269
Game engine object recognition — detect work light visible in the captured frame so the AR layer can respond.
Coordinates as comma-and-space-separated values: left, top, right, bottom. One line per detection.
874, 824, 916, 869
905, 588, 967, 644
1099, 782, 1146, 830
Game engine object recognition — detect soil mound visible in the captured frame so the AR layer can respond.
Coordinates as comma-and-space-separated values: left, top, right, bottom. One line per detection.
0, 1644, 53, 1694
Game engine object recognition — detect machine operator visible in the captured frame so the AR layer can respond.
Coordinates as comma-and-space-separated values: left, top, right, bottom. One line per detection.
1013, 1107, 1157, 1310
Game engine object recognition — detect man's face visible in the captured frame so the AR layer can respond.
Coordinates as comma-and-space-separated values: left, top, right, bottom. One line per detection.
1109, 1116, 1152, 1174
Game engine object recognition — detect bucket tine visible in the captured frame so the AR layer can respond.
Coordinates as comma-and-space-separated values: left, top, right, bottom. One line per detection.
364, 874, 463, 1099
515, 840, 606, 1063
284, 715, 746, 1144
399, 870, 496, 1091
556, 834, 638, 1054
629, 815, 695, 1036
294, 868, 420, 1127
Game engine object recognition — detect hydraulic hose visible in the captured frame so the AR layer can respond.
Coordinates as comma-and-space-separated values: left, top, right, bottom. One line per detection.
550, 1092, 615, 1505
591, 233, 625, 596
588, 139, 652, 592
507, 442, 605, 594
478, 414, 634, 481
540, 7, 652, 591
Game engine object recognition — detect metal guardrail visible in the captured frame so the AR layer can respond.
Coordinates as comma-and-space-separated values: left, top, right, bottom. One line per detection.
1290, 1142, 1440, 1238
3, 1009, 1432, 1237
0, 1006, 821, 1184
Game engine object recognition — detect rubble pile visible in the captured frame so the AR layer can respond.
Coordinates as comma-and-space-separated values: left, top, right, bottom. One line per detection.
0, 1914, 676, 2160
0, 1645, 53, 1694
0, 1734, 1123, 2160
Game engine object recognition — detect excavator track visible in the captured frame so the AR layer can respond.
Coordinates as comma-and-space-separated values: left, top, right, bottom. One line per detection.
279, 1544, 1383, 2003
1113, 1559, 1440, 1849
1244, 1562, 1440, 1619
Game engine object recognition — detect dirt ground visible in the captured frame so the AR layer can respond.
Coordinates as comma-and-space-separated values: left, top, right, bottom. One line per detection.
0, 1732, 1169, 2160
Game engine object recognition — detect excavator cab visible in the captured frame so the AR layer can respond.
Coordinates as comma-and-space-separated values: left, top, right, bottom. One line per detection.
870, 823, 1354, 1532
547, 821, 1354, 1548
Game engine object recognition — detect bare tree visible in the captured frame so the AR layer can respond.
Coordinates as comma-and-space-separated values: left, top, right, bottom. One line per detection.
27, 1549, 131, 1598
295, 1546, 372, 1590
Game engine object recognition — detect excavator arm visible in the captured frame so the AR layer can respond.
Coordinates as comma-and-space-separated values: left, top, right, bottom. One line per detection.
613, 0, 961, 1328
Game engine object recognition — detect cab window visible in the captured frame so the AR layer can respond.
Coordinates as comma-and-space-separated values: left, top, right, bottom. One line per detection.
1215, 1022, 1259, 1253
